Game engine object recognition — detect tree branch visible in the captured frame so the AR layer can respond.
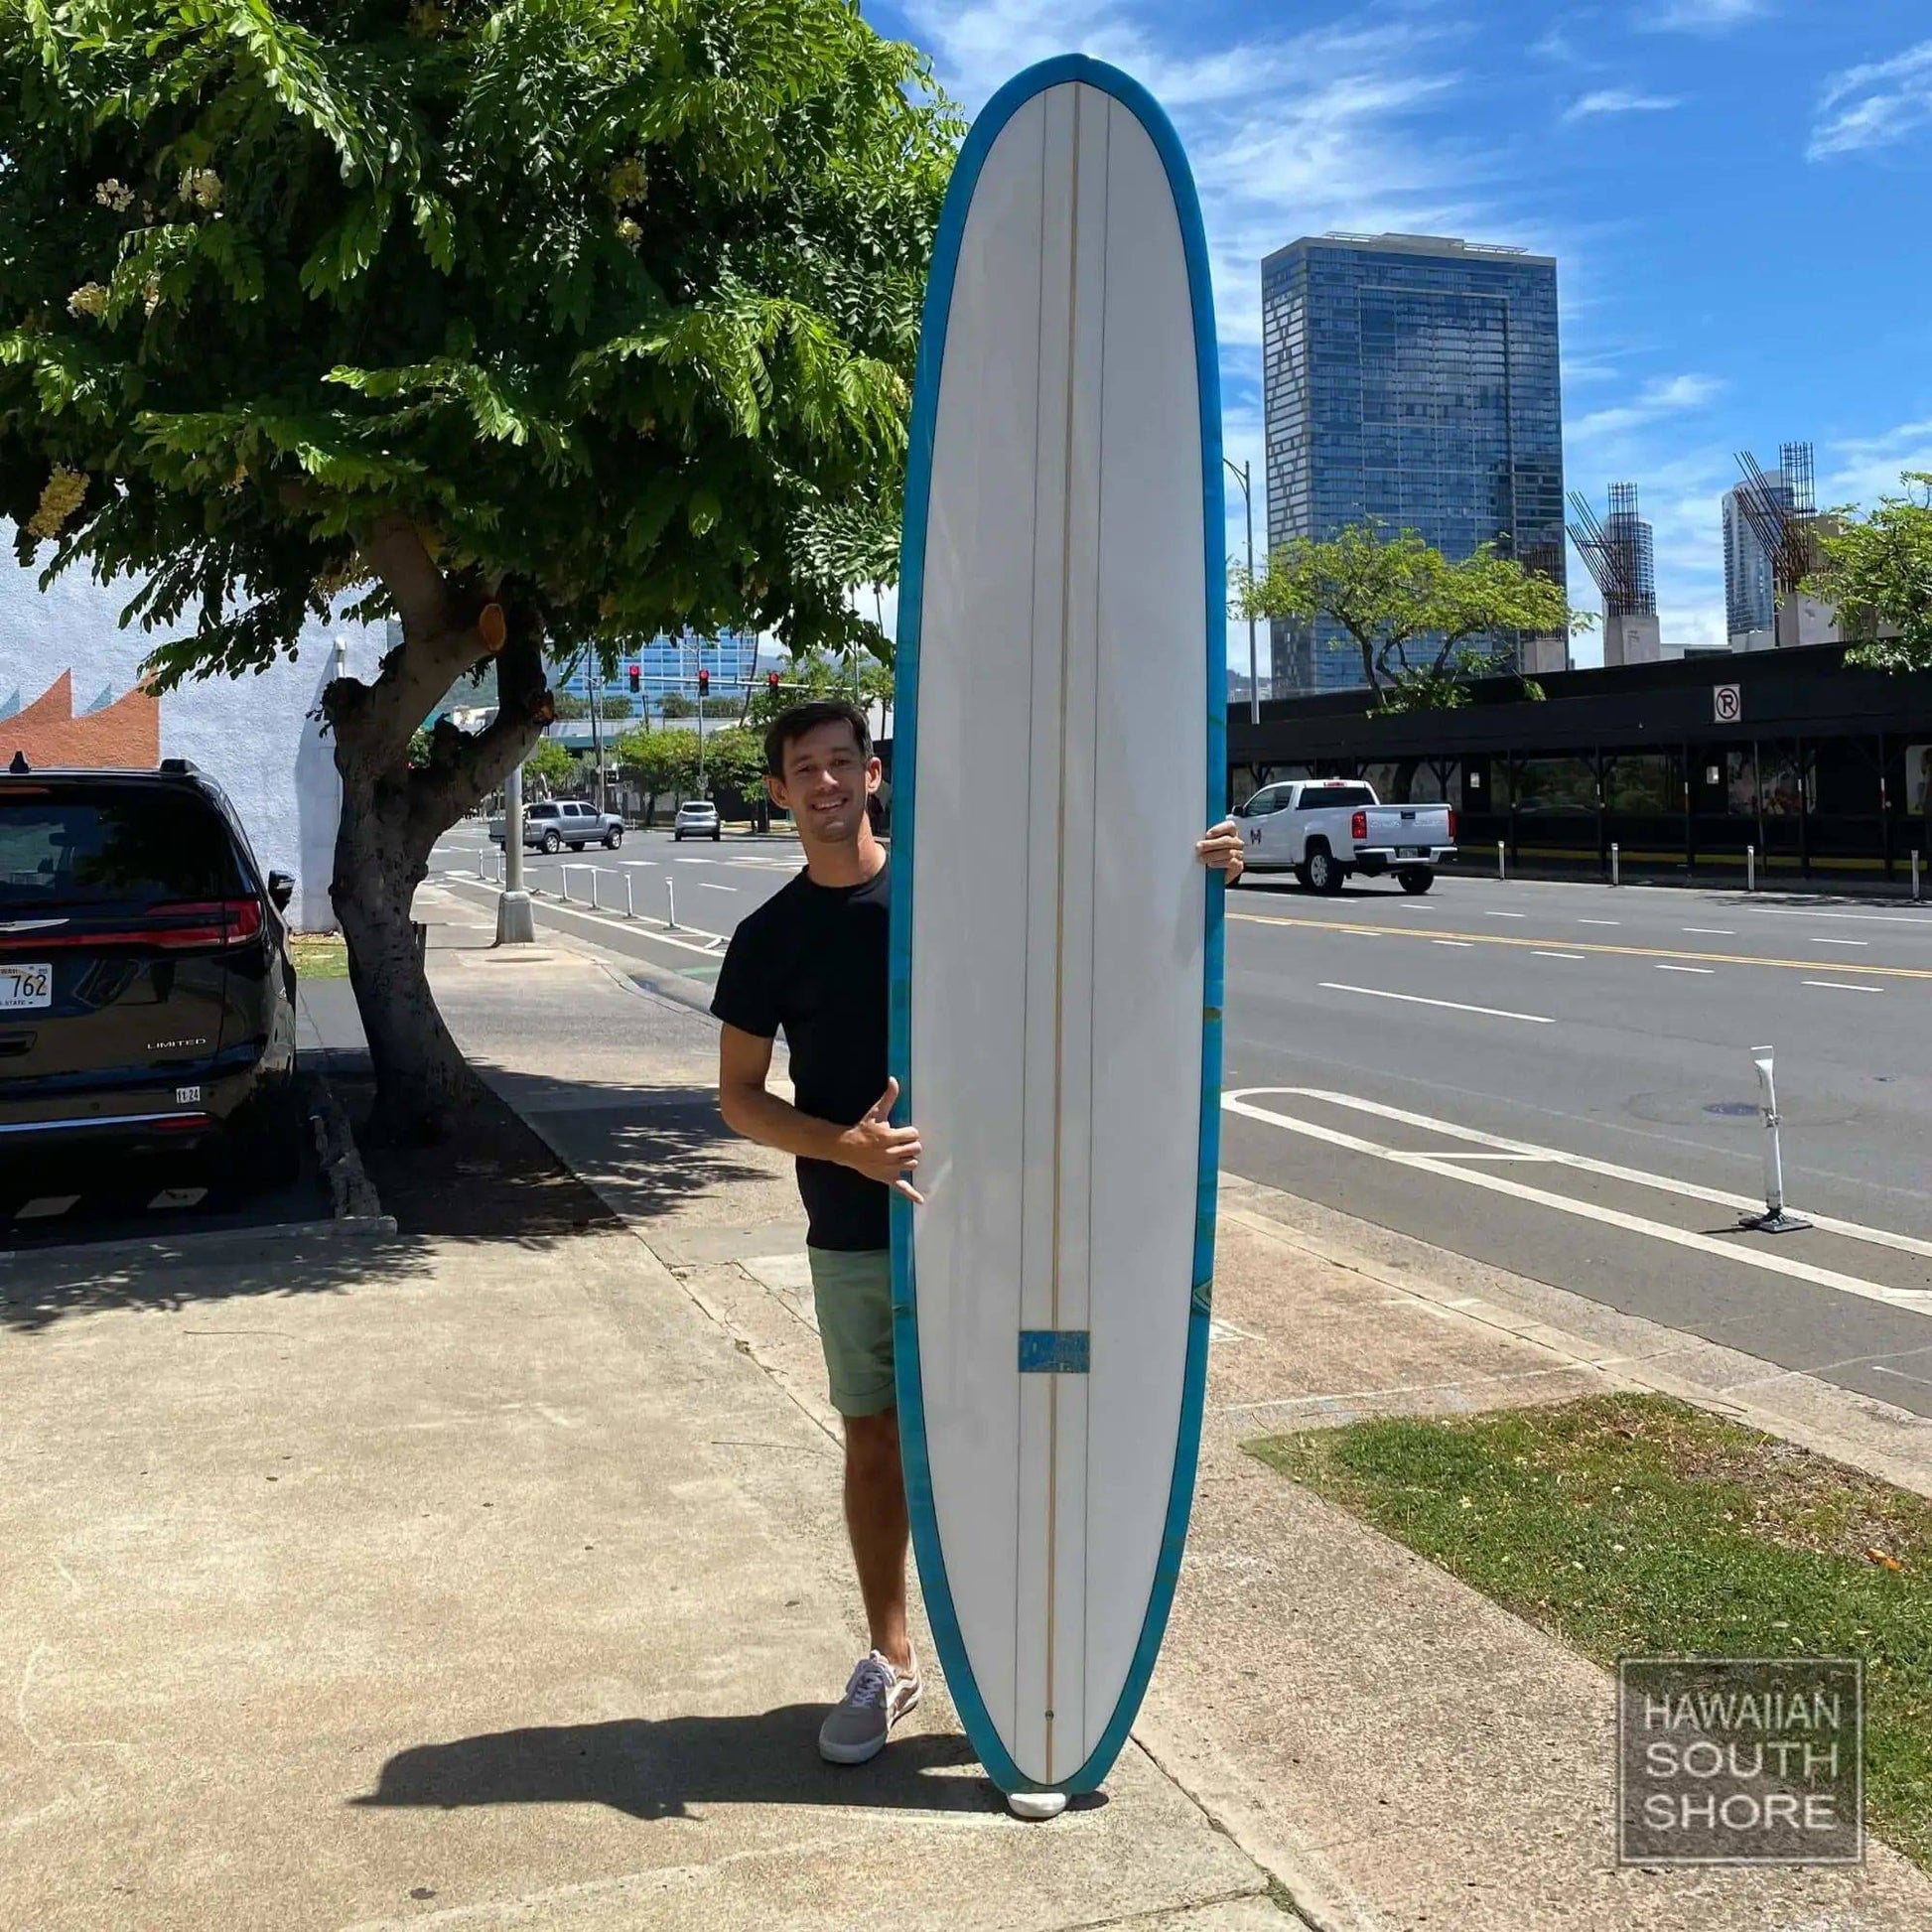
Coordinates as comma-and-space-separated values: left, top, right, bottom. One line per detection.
360, 512, 454, 641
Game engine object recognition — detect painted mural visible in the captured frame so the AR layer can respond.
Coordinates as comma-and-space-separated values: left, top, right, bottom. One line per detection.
0, 669, 162, 769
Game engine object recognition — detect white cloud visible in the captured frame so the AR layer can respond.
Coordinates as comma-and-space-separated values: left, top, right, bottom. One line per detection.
1816, 419, 1932, 510
1636, 0, 1772, 33
1563, 88, 1683, 122
1809, 40, 1932, 161
1570, 373, 1723, 444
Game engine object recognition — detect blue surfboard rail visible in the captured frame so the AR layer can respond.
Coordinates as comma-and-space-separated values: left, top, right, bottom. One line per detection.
888, 54, 1226, 1798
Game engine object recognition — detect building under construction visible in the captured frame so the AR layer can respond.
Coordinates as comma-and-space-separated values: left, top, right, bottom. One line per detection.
1727, 442, 1838, 650
1568, 483, 1659, 665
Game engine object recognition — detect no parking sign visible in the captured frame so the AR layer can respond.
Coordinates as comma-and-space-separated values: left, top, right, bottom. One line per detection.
1713, 683, 1742, 725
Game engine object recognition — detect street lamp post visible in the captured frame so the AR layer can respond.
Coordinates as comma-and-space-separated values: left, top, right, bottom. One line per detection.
1224, 457, 1260, 725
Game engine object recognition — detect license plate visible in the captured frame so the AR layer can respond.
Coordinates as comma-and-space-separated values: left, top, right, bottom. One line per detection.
1398, 846, 1429, 859
0, 962, 52, 1010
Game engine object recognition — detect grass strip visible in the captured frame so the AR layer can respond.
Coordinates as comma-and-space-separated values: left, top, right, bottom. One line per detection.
290, 933, 349, 981
1247, 1390, 1931, 1870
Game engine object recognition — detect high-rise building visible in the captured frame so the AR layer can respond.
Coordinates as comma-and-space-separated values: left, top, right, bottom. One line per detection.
1261, 232, 1566, 695
1723, 483, 1781, 645
582, 628, 759, 716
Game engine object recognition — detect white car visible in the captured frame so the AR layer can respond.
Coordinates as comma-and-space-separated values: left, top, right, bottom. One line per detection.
673, 799, 722, 843
1234, 779, 1456, 895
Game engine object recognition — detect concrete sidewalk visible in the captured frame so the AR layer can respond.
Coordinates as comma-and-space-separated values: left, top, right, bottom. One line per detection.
2, 884, 1927, 1931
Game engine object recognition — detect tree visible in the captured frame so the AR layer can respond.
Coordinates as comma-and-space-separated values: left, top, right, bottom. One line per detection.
522, 736, 574, 799
614, 723, 697, 822
0, 1, 954, 1136
1238, 523, 1586, 710
743, 644, 888, 729
1802, 472, 1932, 674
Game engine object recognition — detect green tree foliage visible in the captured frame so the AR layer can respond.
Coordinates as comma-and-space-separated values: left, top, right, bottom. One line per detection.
1802, 473, 1932, 674
0, 1, 955, 1132
613, 722, 695, 815
742, 644, 888, 728
522, 734, 574, 797
1238, 523, 1586, 711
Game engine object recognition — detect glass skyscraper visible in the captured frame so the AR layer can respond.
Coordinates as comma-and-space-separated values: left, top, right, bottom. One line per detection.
1261, 233, 1566, 695
1723, 483, 1781, 643
582, 628, 759, 714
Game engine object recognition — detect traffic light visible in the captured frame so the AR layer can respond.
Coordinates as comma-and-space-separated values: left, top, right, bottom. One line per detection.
627, 663, 639, 693
767, 670, 781, 691
697, 668, 709, 696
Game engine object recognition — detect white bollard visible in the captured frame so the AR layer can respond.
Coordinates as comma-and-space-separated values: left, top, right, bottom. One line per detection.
479, 852, 488, 881
666, 878, 677, 929
1497, 839, 1507, 882
1611, 841, 1620, 889
1914, 851, 1922, 902
1746, 844, 1756, 893
1738, 1045, 1811, 1234
625, 874, 634, 918
560, 866, 571, 902
591, 870, 601, 911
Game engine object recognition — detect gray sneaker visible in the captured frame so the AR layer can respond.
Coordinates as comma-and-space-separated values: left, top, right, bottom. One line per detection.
818, 1649, 921, 1764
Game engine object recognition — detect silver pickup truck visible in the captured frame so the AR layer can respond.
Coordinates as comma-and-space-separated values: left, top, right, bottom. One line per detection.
1234, 779, 1455, 895
487, 798, 624, 853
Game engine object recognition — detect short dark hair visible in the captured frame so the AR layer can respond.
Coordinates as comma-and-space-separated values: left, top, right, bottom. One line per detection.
764, 699, 871, 778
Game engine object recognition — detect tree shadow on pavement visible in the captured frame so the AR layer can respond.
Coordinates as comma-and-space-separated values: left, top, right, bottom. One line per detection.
351, 1710, 1023, 1819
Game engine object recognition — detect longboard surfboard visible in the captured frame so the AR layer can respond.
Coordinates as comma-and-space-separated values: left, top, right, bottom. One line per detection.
890, 56, 1225, 1798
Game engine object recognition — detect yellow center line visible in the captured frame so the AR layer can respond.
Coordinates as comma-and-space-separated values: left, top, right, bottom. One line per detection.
1227, 911, 1932, 982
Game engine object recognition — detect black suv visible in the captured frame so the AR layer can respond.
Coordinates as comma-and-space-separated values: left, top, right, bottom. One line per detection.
0, 761, 300, 1174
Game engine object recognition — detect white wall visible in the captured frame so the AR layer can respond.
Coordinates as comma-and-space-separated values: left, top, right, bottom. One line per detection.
0, 535, 384, 930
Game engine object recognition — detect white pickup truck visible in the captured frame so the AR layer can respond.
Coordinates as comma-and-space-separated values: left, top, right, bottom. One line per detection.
1233, 779, 1456, 895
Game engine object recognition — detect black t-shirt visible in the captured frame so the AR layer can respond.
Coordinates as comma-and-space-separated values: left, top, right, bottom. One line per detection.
710, 858, 891, 1251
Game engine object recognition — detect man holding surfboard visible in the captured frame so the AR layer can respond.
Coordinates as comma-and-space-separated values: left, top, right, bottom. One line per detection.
713, 698, 1243, 1766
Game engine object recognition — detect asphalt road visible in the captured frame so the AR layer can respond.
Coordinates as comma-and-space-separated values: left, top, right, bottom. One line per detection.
430, 822, 1932, 1421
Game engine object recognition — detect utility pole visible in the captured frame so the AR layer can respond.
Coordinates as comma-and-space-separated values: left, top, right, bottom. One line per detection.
495, 758, 535, 944
1224, 457, 1260, 724
583, 654, 606, 811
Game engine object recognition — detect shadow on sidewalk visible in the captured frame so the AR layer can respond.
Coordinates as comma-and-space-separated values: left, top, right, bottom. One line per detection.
465, 1071, 775, 1221
351, 1710, 1049, 1819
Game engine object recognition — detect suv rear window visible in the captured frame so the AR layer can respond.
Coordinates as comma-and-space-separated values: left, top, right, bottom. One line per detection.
0, 783, 245, 910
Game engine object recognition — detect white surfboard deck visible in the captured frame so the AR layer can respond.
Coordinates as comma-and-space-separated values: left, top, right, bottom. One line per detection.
890, 58, 1225, 1797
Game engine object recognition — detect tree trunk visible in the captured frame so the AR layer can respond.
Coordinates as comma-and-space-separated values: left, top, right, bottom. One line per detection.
330, 714, 480, 1142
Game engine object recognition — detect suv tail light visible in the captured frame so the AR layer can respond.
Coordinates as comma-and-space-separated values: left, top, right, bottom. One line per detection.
15, 897, 263, 951
1350, 810, 1367, 841
1448, 809, 1458, 841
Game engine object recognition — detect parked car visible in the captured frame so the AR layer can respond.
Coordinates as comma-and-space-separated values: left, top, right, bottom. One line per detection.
1234, 779, 1456, 895
673, 800, 722, 843
0, 759, 301, 1179
487, 798, 624, 853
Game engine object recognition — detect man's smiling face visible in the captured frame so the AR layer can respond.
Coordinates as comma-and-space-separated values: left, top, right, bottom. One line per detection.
769, 719, 880, 848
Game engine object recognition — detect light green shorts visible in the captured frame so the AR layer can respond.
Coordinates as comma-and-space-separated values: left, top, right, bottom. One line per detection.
807, 1246, 896, 1418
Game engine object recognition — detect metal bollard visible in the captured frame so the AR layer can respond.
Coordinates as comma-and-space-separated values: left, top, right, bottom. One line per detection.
591, 870, 601, 911
560, 867, 572, 902
1497, 839, 1507, 882
1914, 851, 1923, 902
625, 874, 634, 918
1610, 841, 1620, 888
1746, 844, 1756, 893
1738, 1045, 1810, 1234
479, 852, 488, 881
666, 878, 677, 929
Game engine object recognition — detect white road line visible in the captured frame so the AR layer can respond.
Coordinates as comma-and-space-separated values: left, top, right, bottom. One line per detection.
1227, 1086, 1932, 1266
1431, 938, 1474, 948
1485, 911, 1526, 919
1802, 980, 1883, 994
621, 860, 658, 869
1316, 983, 1554, 1025
1578, 918, 1620, 926
1684, 926, 1735, 935
1743, 905, 1932, 927
1656, 963, 1714, 975
1534, 950, 1586, 961
1223, 1088, 1932, 1314
1813, 938, 1869, 947
698, 883, 739, 893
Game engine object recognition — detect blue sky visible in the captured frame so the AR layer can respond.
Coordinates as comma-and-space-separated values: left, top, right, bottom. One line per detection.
870, 0, 1932, 663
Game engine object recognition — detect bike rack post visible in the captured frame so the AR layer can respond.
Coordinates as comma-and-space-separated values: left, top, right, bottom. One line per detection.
1738, 1045, 1811, 1235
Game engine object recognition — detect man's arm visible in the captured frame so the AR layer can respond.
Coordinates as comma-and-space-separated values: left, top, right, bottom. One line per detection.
717, 1024, 924, 1203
